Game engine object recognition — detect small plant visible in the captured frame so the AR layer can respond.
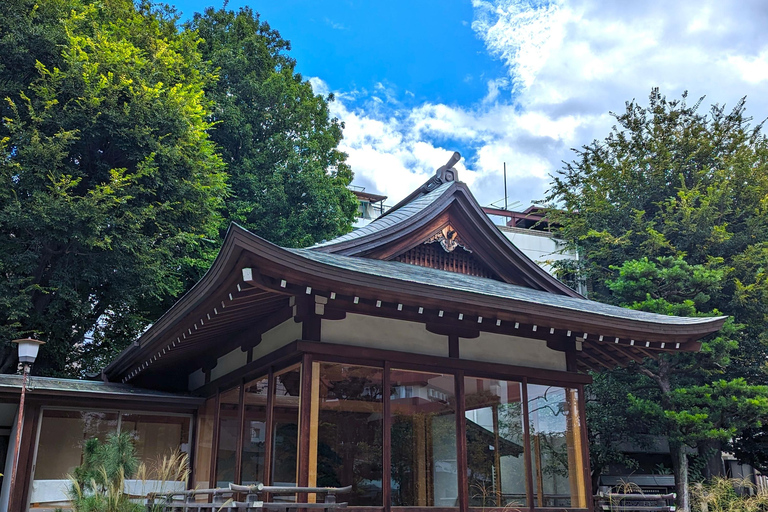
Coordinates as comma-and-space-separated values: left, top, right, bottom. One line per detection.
136, 450, 191, 511
67, 432, 142, 512
691, 477, 768, 512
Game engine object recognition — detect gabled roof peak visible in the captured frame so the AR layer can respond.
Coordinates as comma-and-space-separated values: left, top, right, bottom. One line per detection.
381, 151, 462, 220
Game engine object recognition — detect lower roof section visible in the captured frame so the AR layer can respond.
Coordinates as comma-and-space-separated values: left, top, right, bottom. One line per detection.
0, 374, 202, 408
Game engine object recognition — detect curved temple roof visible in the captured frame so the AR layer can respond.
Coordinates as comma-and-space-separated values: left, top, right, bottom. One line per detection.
104, 224, 726, 383
104, 153, 727, 383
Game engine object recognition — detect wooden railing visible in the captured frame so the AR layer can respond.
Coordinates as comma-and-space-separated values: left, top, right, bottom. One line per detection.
145, 484, 352, 512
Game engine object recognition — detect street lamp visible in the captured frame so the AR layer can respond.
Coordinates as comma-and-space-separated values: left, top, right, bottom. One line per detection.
9, 338, 44, 505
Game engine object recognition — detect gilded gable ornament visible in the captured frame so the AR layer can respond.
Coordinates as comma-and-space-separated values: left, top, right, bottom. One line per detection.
426, 225, 472, 253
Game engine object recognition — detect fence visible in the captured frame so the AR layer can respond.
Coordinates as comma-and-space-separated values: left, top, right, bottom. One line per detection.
594, 492, 676, 512
145, 484, 352, 512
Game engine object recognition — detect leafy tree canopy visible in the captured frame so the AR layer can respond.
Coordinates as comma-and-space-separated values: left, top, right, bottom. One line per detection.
0, 1, 356, 376
546, 89, 768, 511
189, 7, 358, 247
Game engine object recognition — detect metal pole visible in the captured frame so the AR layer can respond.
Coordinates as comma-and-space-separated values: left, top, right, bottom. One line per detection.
10, 363, 29, 503
503, 163, 508, 211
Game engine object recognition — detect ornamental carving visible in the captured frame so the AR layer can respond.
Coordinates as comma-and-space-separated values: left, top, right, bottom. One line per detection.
426, 225, 472, 253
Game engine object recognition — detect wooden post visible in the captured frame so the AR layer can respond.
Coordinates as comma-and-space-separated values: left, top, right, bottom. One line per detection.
383, 362, 392, 512
521, 379, 535, 512
455, 371, 468, 512
307, 361, 321, 503
298, 353, 314, 503
9, 364, 29, 505
492, 403, 502, 506
264, 368, 275, 487
235, 381, 246, 484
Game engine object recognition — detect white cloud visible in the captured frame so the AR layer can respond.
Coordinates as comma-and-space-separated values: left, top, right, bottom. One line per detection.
313, 0, 768, 210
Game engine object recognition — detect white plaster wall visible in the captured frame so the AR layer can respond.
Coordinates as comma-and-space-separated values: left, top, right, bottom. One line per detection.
321, 314, 449, 357
210, 347, 248, 382
460, 332, 566, 370
252, 318, 302, 362
187, 318, 302, 390
188, 368, 205, 391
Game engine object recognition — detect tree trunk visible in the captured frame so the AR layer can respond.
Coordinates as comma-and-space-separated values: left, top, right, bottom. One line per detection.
698, 439, 724, 479
670, 441, 690, 512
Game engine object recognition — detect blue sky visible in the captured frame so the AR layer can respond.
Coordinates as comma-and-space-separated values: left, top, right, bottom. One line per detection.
172, 0, 768, 208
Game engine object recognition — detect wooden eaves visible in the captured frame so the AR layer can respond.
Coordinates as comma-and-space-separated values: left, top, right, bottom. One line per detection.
103, 224, 727, 385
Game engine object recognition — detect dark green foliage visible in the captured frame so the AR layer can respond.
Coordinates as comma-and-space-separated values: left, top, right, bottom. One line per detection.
189, 7, 358, 247
546, 89, 768, 510
69, 432, 142, 512
74, 432, 139, 492
0, 1, 356, 376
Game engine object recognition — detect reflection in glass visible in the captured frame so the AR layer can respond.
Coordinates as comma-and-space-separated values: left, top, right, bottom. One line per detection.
241, 376, 269, 485
215, 386, 241, 486
34, 410, 118, 480
527, 385, 586, 508
390, 369, 457, 507
120, 414, 190, 467
316, 363, 383, 506
464, 378, 526, 508
194, 397, 216, 489
272, 364, 301, 490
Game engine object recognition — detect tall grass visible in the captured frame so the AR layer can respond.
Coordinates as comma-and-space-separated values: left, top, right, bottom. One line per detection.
691, 477, 768, 512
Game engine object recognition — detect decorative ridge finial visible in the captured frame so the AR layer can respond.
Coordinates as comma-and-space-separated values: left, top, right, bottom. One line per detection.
436, 151, 460, 182
419, 151, 461, 194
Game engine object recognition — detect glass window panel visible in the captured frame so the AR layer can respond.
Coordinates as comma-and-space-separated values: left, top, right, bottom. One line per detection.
241, 376, 269, 485
34, 410, 118, 480
193, 397, 216, 489
464, 377, 526, 508
272, 364, 301, 491
316, 363, 383, 506
215, 386, 241, 487
527, 385, 586, 508
120, 414, 190, 468
390, 369, 457, 507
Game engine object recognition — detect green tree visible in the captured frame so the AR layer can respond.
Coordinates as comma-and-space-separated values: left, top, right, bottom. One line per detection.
0, 0, 227, 375
546, 89, 768, 512
189, 7, 358, 248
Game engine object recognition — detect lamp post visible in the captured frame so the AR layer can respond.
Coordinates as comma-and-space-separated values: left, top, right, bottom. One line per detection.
9, 338, 44, 505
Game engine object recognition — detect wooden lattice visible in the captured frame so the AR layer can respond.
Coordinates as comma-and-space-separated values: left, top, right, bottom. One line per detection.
394, 243, 500, 279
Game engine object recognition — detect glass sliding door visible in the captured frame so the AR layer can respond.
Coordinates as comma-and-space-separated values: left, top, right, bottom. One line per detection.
194, 397, 216, 489
390, 369, 458, 508
240, 376, 269, 486
215, 386, 241, 486
272, 364, 301, 490
527, 385, 586, 508
464, 377, 526, 508
314, 363, 383, 506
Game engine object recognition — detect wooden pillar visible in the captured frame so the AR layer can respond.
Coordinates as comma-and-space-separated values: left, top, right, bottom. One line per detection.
307, 361, 321, 503
521, 379, 535, 512
577, 385, 592, 509
209, 390, 221, 488
414, 413, 427, 505
383, 362, 392, 512
264, 368, 275, 487
297, 353, 314, 503
8, 402, 41, 512
565, 388, 586, 507
235, 381, 246, 484
492, 404, 502, 506
455, 371, 469, 512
